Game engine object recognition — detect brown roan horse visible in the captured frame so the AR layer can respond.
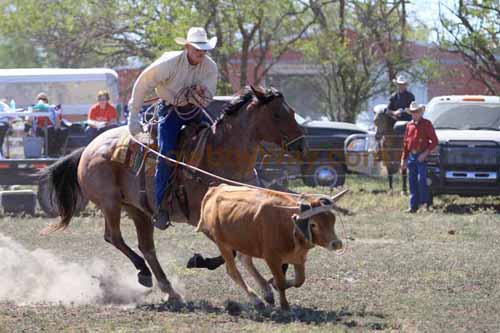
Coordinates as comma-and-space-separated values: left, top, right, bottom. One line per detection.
39, 86, 304, 301
374, 108, 407, 193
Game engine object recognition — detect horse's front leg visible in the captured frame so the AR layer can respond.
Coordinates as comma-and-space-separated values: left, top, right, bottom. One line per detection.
102, 202, 152, 288
126, 206, 182, 301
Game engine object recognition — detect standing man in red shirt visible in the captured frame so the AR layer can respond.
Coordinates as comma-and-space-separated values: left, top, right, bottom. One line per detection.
86, 90, 118, 141
401, 102, 438, 213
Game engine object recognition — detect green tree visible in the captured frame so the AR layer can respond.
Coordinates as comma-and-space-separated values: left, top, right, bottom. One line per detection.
0, 36, 44, 68
193, 0, 317, 92
0, 0, 195, 67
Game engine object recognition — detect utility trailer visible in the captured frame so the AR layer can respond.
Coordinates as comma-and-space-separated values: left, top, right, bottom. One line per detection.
0, 158, 57, 216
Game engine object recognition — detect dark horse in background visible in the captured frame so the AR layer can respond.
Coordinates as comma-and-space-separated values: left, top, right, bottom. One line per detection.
39, 86, 304, 302
373, 106, 407, 193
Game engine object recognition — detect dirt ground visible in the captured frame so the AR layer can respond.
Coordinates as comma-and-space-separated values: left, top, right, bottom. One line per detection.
0, 176, 499, 332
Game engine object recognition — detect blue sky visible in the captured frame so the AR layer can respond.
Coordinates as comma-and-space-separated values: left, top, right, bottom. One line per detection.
408, 0, 457, 41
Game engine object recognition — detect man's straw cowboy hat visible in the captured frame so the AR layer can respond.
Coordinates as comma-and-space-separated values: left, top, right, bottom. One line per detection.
175, 27, 217, 51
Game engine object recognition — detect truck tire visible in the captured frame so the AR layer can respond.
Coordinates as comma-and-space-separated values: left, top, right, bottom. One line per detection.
37, 180, 89, 217
1, 190, 37, 216
301, 161, 346, 188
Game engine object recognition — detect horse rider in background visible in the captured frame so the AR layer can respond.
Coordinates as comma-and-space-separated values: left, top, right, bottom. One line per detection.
127, 27, 218, 230
387, 74, 415, 121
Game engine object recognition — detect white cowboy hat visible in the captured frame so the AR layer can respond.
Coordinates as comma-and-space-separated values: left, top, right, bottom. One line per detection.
408, 101, 425, 113
175, 27, 217, 51
393, 74, 408, 85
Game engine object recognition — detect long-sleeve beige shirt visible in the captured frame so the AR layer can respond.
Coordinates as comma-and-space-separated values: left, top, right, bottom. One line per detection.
128, 50, 218, 117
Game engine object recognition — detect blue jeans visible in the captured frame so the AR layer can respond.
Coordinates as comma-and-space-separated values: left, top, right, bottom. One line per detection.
155, 107, 209, 208
407, 153, 428, 210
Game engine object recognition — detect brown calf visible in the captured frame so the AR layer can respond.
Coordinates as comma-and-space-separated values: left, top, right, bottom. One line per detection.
196, 184, 345, 310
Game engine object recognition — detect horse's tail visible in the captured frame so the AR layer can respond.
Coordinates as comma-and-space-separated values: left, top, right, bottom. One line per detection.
38, 147, 85, 235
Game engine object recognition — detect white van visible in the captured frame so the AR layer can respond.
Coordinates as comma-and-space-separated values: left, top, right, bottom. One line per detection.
0, 68, 121, 122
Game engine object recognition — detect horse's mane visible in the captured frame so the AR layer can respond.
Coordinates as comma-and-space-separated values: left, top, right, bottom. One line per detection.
221, 87, 254, 116
221, 86, 283, 116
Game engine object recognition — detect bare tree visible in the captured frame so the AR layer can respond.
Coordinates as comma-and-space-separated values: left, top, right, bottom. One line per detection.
438, 0, 500, 94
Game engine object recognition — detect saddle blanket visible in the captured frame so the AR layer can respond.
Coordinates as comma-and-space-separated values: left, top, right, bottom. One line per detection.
111, 133, 157, 176
110, 126, 211, 177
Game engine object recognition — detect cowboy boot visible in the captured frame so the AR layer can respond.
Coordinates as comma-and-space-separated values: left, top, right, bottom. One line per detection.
154, 187, 173, 230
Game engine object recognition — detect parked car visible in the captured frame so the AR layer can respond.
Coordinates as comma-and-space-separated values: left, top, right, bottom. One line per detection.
254, 113, 366, 188
424, 95, 500, 199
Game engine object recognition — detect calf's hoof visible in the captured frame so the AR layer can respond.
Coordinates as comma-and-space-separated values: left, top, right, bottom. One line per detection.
280, 302, 291, 311
137, 272, 153, 288
264, 292, 275, 305
187, 253, 206, 269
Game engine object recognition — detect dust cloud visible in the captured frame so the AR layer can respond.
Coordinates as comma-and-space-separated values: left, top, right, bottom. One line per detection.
0, 233, 149, 306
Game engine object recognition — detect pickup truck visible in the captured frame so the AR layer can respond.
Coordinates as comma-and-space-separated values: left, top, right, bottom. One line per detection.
424, 95, 500, 199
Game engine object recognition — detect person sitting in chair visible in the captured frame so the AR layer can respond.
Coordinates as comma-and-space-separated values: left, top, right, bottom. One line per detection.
127, 27, 218, 230
27, 92, 68, 157
85, 90, 118, 141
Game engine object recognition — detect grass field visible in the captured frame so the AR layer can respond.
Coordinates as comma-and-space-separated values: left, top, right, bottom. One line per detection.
0, 175, 499, 332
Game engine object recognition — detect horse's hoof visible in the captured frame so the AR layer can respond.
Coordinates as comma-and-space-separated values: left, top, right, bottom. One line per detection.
187, 253, 205, 269
254, 300, 265, 310
138, 272, 153, 288
280, 303, 291, 312
250, 295, 265, 310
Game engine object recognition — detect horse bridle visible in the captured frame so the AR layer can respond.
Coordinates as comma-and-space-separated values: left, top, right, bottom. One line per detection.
276, 100, 304, 150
